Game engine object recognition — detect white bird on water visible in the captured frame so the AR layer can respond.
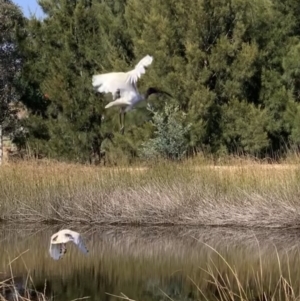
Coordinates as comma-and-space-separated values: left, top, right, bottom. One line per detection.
92, 55, 172, 134
49, 229, 89, 260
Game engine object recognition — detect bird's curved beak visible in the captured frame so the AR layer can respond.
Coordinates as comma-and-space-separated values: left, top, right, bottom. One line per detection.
161, 90, 173, 98
146, 87, 173, 99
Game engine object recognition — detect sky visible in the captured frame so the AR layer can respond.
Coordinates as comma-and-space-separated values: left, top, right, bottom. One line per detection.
13, 0, 45, 19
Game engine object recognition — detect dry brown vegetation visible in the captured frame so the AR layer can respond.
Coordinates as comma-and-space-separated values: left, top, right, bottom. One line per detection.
0, 254, 49, 301
0, 156, 300, 227
0, 276, 48, 301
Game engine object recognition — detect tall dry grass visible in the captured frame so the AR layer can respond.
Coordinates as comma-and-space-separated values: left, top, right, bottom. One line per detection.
0, 252, 49, 301
0, 158, 300, 227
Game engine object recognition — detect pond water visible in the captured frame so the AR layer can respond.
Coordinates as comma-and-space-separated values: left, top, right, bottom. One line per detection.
1, 225, 300, 301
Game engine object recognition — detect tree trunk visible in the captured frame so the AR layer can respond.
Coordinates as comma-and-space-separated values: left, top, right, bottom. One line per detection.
0, 124, 2, 165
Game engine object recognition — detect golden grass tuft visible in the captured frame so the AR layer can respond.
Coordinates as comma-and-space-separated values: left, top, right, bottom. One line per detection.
0, 252, 49, 301
0, 157, 300, 227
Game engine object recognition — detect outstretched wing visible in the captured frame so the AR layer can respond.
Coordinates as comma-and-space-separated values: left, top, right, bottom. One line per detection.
92, 72, 127, 95
71, 233, 89, 254
92, 55, 152, 95
126, 55, 153, 85
49, 243, 64, 260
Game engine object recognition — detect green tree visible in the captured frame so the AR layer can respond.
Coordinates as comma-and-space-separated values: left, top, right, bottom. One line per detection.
17, 0, 132, 162
0, 0, 24, 164
16, 0, 300, 162
125, 0, 300, 157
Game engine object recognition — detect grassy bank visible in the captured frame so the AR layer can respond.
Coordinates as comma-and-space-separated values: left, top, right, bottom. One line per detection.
0, 157, 300, 227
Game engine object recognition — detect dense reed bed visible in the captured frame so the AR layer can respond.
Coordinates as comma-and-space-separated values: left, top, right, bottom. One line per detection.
0, 158, 300, 227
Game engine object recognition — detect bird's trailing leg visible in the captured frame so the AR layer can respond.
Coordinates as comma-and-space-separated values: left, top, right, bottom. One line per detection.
119, 109, 126, 135
122, 112, 126, 135
119, 110, 122, 130
60, 244, 67, 257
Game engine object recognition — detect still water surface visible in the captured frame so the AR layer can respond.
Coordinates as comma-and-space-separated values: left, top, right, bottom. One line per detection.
1, 225, 300, 301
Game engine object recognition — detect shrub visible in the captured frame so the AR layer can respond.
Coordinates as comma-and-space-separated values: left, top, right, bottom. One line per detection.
140, 104, 191, 160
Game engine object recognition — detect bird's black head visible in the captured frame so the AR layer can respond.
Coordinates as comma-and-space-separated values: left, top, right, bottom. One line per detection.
145, 87, 173, 99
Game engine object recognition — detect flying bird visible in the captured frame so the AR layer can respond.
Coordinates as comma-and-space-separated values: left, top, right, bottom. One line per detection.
49, 229, 89, 260
92, 55, 172, 134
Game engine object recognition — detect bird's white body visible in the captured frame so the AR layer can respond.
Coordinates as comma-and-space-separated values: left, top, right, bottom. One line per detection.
104, 91, 145, 112
92, 55, 171, 134
92, 55, 153, 111
49, 229, 88, 260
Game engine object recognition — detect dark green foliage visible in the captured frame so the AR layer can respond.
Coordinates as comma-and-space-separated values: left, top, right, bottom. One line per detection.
125, 0, 300, 157
17, 0, 125, 162
13, 0, 300, 163
0, 0, 24, 130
